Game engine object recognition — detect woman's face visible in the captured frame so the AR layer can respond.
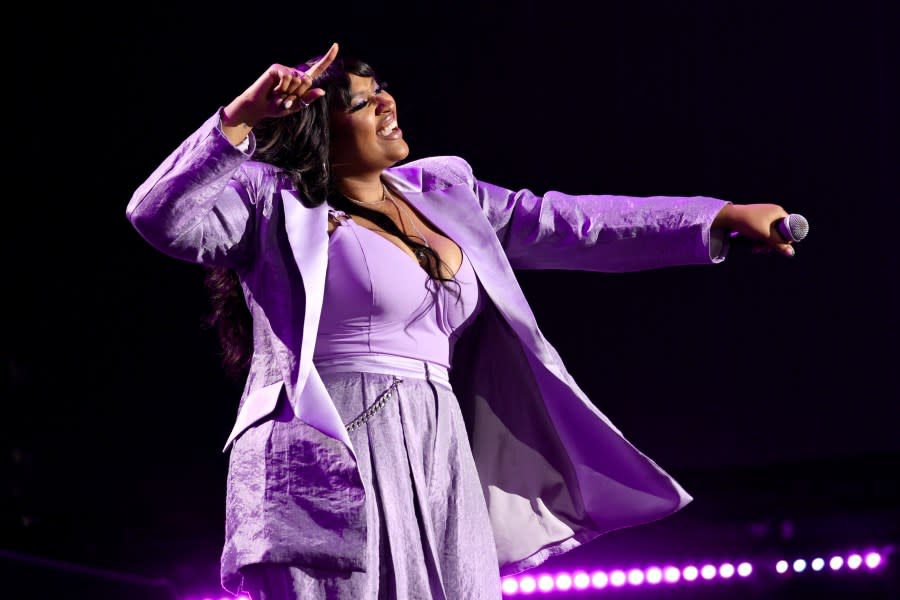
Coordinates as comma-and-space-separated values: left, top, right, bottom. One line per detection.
329, 74, 409, 176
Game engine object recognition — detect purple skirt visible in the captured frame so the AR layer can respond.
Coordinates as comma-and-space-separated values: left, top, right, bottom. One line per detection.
237, 368, 502, 600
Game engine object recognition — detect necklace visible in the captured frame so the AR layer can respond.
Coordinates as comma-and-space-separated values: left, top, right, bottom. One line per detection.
343, 183, 387, 206
384, 187, 431, 257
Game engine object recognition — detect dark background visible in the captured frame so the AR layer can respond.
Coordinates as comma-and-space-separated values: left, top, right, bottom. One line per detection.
5, 0, 899, 598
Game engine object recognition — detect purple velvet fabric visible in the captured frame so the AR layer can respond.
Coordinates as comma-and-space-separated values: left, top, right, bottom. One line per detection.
126, 109, 730, 594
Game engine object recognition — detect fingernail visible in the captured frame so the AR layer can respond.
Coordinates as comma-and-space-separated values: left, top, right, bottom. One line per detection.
284, 99, 293, 109
786, 246, 795, 257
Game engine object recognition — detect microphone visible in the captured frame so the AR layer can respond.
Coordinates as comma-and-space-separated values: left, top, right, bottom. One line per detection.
776, 213, 810, 242
729, 213, 810, 246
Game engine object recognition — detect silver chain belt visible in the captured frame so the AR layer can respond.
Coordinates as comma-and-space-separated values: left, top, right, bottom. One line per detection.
344, 376, 403, 432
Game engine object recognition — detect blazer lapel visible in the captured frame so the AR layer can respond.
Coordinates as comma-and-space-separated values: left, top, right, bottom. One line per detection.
385, 170, 546, 362
281, 190, 328, 384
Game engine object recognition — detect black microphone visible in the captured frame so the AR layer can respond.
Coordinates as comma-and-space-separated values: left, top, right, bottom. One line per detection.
729, 213, 810, 246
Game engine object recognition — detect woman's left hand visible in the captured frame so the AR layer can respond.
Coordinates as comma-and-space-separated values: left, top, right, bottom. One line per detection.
713, 203, 796, 257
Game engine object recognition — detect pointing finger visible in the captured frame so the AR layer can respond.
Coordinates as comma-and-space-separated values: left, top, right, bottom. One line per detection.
305, 42, 340, 80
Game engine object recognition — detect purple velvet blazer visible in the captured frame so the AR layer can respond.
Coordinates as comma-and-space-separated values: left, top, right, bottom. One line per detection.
126, 110, 729, 592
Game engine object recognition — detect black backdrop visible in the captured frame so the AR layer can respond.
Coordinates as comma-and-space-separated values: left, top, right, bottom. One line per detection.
5, 1, 899, 598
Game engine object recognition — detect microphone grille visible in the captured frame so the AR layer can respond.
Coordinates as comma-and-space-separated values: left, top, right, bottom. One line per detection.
785, 213, 809, 242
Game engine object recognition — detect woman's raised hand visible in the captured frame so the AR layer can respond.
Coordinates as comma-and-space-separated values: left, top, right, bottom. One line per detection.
221, 43, 339, 138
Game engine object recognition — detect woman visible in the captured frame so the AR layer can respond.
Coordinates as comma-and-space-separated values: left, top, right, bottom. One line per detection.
126, 43, 797, 599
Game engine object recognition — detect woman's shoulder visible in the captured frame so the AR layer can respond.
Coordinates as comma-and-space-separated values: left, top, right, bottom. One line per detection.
232, 159, 289, 193
238, 159, 285, 179
388, 155, 475, 191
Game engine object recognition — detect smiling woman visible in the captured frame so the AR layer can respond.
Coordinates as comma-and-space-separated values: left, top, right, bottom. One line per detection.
125, 42, 801, 600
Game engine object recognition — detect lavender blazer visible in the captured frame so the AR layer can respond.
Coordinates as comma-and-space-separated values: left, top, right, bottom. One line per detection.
126, 110, 729, 591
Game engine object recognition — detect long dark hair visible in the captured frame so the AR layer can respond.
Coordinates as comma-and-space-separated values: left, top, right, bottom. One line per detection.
204, 55, 458, 381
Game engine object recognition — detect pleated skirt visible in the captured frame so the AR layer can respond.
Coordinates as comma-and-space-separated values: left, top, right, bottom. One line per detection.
239, 369, 502, 600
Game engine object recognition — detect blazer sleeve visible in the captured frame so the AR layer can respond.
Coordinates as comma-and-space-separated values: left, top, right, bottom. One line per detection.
463, 159, 731, 272
125, 109, 262, 269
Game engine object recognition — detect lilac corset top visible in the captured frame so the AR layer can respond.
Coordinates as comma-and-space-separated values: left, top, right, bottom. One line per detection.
313, 210, 483, 369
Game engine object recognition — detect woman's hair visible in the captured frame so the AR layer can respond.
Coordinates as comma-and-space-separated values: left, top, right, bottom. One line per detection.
204, 55, 458, 381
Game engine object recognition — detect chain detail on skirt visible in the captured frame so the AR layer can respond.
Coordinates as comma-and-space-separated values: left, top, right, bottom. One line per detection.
343, 376, 403, 432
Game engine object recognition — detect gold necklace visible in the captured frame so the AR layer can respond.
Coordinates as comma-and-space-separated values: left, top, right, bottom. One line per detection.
343, 182, 387, 205
385, 188, 431, 254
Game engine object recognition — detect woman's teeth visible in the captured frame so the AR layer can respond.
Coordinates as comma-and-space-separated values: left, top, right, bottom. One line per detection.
378, 122, 398, 136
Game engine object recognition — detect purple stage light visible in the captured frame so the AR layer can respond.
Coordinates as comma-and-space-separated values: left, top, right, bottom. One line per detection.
591, 571, 609, 589
573, 572, 590, 590
497, 545, 887, 596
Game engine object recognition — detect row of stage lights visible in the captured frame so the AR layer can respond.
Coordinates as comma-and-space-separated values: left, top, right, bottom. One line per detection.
499, 549, 888, 595
189, 548, 890, 599
503, 563, 752, 595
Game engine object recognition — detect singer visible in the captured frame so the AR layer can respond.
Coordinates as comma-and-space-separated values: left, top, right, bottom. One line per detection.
125, 44, 801, 600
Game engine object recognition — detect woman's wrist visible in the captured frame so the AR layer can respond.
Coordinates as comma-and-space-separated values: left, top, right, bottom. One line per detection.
712, 203, 738, 230
221, 99, 257, 146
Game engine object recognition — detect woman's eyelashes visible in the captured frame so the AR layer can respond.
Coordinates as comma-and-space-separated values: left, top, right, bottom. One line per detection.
348, 83, 389, 113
